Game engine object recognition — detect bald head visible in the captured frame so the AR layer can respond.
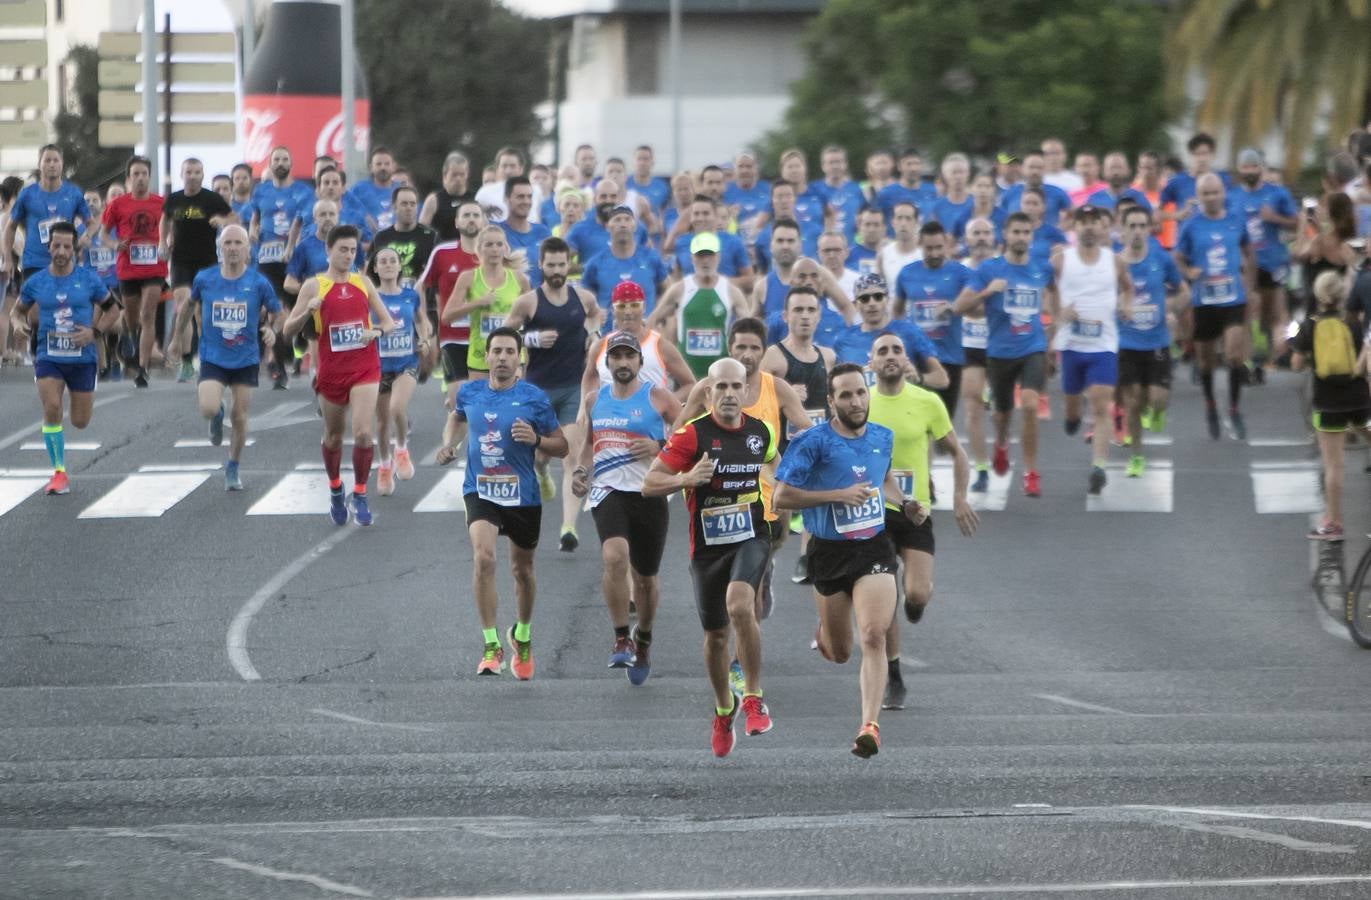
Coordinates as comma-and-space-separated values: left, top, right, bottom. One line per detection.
218, 224, 250, 266
708, 357, 746, 382
312, 198, 340, 235
707, 357, 748, 423
1197, 172, 1226, 215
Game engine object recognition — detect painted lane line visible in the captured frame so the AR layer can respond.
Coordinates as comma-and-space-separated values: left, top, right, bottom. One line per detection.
1248, 436, 1313, 447
413, 469, 466, 513
0, 393, 128, 452
1032, 694, 1137, 716
19, 440, 100, 451
399, 873, 1371, 900
175, 437, 256, 448
1251, 470, 1321, 514
77, 472, 210, 518
309, 707, 437, 733
209, 857, 374, 898
226, 528, 356, 680
0, 476, 47, 516
139, 463, 223, 472
1165, 820, 1353, 854
1126, 805, 1371, 832
1085, 468, 1172, 513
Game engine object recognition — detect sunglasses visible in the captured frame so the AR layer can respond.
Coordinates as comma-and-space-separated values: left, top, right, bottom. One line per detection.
857, 293, 887, 303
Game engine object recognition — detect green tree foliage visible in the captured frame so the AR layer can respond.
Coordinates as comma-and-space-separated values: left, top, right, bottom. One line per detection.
53, 45, 134, 189
758, 0, 1170, 172
357, 0, 548, 190
1168, 0, 1371, 176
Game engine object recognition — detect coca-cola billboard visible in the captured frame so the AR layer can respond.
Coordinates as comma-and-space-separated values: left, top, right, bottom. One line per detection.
241, 96, 370, 177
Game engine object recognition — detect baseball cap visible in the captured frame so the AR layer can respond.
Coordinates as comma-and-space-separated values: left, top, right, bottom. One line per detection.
854, 272, 887, 296
690, 232, 721, 255
1236, 147, 1264, 167
1075, 204, 1108, 221
996, 152, 1020, 165
605, 330, 642, 354
607, 204, 635, 220
610, 280, 646, 305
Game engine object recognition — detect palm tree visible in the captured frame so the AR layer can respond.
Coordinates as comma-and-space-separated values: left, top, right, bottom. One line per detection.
1167, 0, 1371, 173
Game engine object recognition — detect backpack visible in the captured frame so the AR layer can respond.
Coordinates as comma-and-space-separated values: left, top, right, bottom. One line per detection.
1313, 316, 1357, 379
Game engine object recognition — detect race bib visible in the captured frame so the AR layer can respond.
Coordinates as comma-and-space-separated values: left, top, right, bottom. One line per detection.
328, 321, 368, 351
1130, 305, 1159, 329
685, 328, 723, 356
786, 409, 827, 440
913, 300, 947, 335
400, 276, 416, 291
892, 469, 915, 499
701, 502, 756, 546
129, 242, 158, 266
89, 247, 115, 270
45, 331, 82, 358
832, 489, 884, 536
480, 315, 505, 337
1071, 318, 1104, 338
211, 300, 248, 331
1005, 286, 1039, 315
258, 241, 287, 265
963, 318, 988, 339
476, 473, 520, 506
1200, 276, 1236, 305
37, 218, 60, 244
588, 485, 611, 508
379, 330, 413, 358
271, 210, 290, 236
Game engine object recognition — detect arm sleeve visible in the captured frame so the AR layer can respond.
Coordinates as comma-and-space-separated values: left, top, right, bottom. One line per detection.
656, 423, 699, 474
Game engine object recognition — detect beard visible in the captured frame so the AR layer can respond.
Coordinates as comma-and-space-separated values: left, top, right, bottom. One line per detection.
272, 164, 290, 180
596, 202, 616, 224
545, 273, 567, 290
612, 366, 637, 383
835, 406, 868, 430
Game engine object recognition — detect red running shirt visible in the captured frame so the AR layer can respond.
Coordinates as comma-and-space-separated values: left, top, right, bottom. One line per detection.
312, 272, 381, 385
102, 193, 167, 280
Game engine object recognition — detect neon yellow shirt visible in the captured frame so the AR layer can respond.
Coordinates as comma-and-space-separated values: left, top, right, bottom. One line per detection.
866, 382, 951, 507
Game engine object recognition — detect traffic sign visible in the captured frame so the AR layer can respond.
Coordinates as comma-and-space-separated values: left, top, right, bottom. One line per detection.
98, 31, 237, 56
98, 120, 236, 147
0, 39, 46, 66
0, 0, 45, 27
0, 120, 46, 145
97, 60, 236, 88
99, 90, 237, 117
0, 79, 46, 108
96, 29, 238, 149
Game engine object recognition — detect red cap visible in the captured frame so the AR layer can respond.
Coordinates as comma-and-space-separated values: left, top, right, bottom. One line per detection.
611, 280, 646, 304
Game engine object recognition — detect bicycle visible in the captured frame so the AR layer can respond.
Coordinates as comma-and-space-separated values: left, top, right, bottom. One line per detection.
1346, 536, 1371, 648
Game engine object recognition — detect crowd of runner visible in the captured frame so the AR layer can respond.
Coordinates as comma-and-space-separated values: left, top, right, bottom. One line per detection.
2, 131, 1370, 757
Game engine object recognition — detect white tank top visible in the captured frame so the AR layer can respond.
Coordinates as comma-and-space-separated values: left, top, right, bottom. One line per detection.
1054, 246, 1118, 353
595, 329, 667, 387
880, 243, 922, 281
960, 255, 988, 350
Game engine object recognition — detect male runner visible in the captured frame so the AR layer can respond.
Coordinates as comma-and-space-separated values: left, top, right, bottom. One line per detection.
420, 151, 474, 240
9, 223, 118, 495
498, 176, 552, 288
832, 273, 947, 389
437, 327, 569, 679
952, 212, 1057, 496
1052, 206, 1133, 494
100, 155, 166, 388
865, 333, 978, 710
1117, 206, 1184, 475
1086, 153, 1153, 213
932, 153, 974, 235
847, 207, 886, 275
282, 225, 397, 526
347, 146, 399, 232
876, 202, 922, 283
2, 145, 90, 280
1173, 173, 1254, 439
896, 222, 975, 417
228, 163, 255, 226
423, 199, 484, 407
648, 233, 751, 379
673, 195, 753, 291
285, 199, 342, 296
959, 217, 999, 492
579, 205, 670, 315
164, 157, 234, 381
572, 331, 681, 682
249, 146, 314, 388
996, 150, 1071, 226
1159, 133, 1223, 228
773, 362, 911, 757
644, 358, 777, 757
504, 237, 601, 551
1227, 148, 1298, 374
368, 185, 437, 291
753, 181, 821, 270
877, 149, 937, 227
581, 280, 697, 401
810, 145, 866, 240
191, 225, 280, 490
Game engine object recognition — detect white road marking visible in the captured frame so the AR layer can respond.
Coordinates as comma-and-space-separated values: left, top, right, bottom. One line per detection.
139, 463, 223, 472
1250, 460, 1318, 470
77, 472, 210, 518
1126, 805, 1371, 832
309, 707, 436, 733
175, 438, 256, 448
930, 463, 1010, 511
248, 472, 344, 516
1086, 467, 1173, 513
399, 873, 1371, 899
413, 470, 465, 513
226, 528, 356, 680
0, 394, 127, 452
1165, 820, 1354, 853
1251, 470, 1321, 514
209, 857, 374, 897
1248, 437, 1312, 447
0, 476, 47, 515
0, 467, 53, 476
1032, 694, 1136, 716
20, 440, 100, 451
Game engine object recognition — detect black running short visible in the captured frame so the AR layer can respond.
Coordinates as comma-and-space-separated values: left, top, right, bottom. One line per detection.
963, 347, 987, 368
1191, 303, 1245, 343
934, 362, 962, 419
883, 508, 934, 555
441, 343, 470, 382
591, 490, 669, 576
171, 257, 215, 288
464, 495, 542, 550
807, 533, 898, 598
1117, 348, 1172, 389
987, 352, 1047, 413
689, 538, 771, 631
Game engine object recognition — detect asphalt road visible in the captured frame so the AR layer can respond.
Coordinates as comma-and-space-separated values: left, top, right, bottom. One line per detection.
1, 359, 1369, 900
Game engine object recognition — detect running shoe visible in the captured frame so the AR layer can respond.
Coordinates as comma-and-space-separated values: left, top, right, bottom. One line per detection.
477, 642, 505, 676
44, 471, 70, 495
559, 528, 578, 552
1205, 407, 1221, 440
851, 722, 881, 759
728, 659, 745, 697
329, 486, 349, 525
741, 694, 773, 736
791, 553, 811, 585
1064, 418, 1081, 437
1308, 520, 1344, 541
992, 442, 1010, 477
224, 460, 243, 492
883, 674, 907, 711
117, 333, 138, 365
377, 462, 395, 496
177, 357, 194, 383
208, 402, 225, 446
350, 491, 373, 526
1088, 465, 1106, 496
1228, 410, 1247, 441
608, 635, 635, 668
711, 700, 738, 758
134, 368, 149, 389
1140, 408, 1154, 432
538, 466, 556, 501
1023, 470, 1041, 497
627, 631, 651, 685
394, 446, 415, 480
506, 626, 535, 680
1148, 409, 1167, 433
904, 596, 925, 624
971, 469, 989, 493
1125, 456, 1145, 479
